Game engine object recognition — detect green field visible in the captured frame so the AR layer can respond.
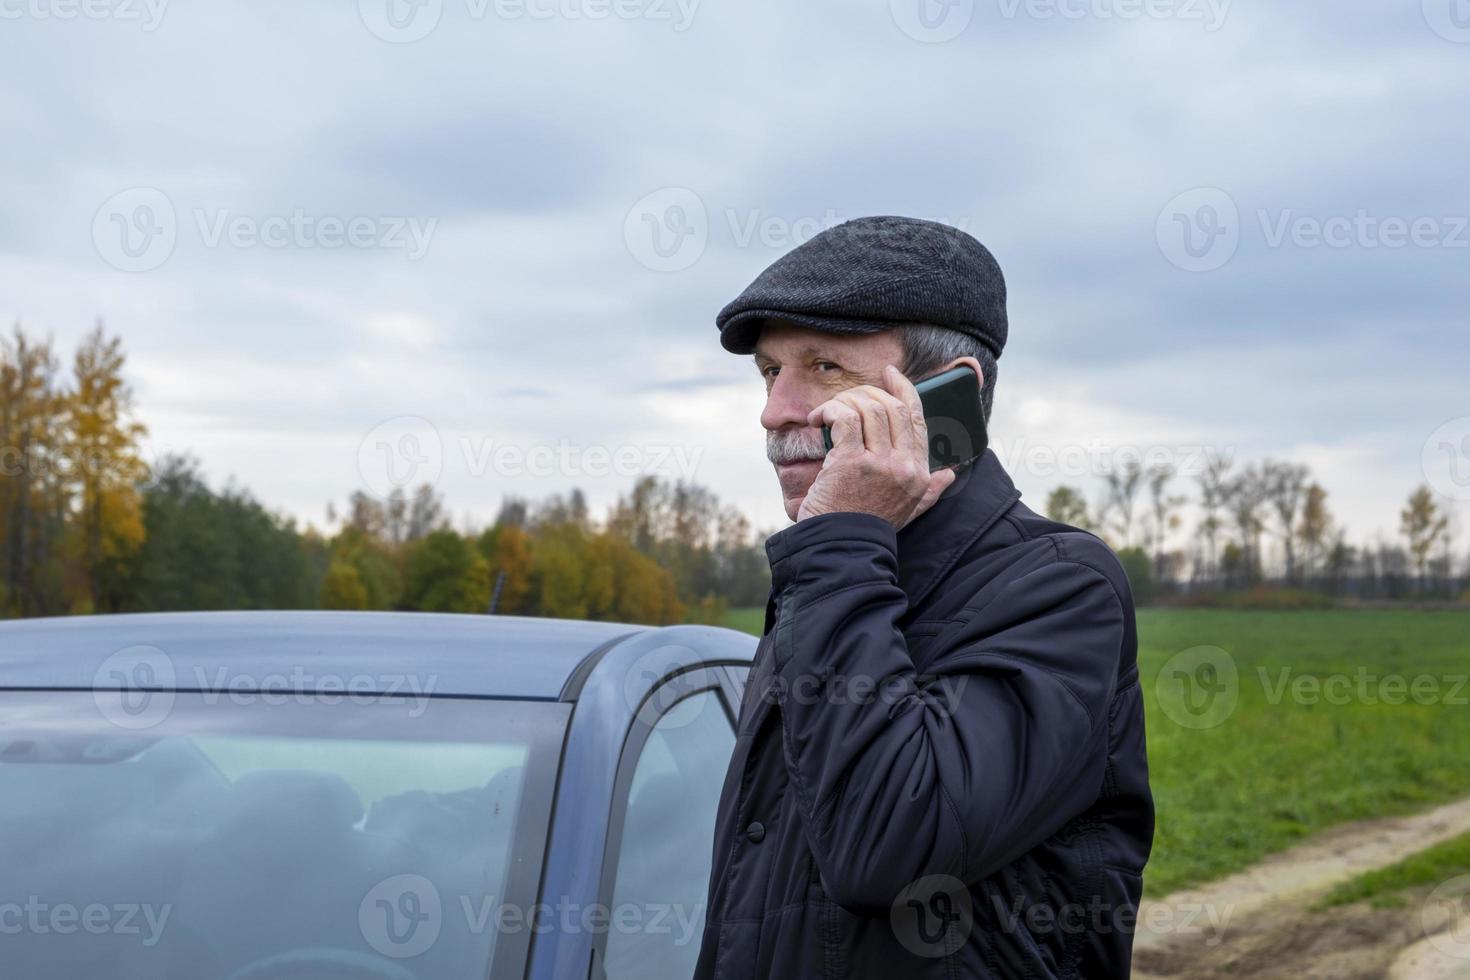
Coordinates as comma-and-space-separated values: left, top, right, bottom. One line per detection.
723, 607, 1470, 897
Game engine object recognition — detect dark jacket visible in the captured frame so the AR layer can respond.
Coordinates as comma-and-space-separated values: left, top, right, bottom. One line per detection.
693, 451, 1154, 980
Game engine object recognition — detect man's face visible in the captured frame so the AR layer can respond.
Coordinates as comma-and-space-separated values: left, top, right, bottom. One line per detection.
754, 320, 906, 521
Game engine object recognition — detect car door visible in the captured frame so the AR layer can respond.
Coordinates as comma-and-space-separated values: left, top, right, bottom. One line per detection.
593, 670, 737, 980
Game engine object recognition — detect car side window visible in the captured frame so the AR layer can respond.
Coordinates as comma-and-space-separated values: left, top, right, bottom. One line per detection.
602, 687, 735, 980
725, 666, 751, 706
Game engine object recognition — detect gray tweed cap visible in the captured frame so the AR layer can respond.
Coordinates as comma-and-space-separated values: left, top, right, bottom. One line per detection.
716, 215, 1007, 359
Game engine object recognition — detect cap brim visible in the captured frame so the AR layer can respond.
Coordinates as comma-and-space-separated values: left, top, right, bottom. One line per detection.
718, 309, 898, 354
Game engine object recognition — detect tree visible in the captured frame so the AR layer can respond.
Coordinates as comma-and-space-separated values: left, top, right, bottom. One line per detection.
1, 326, 64, 616
328, 525, 402, 609
608, 476, 669, 554
1263, 460, 1309, 584
1101, 460, 1144, 549
123, 455, 315, 611
1223, 464, 1269, 583
1115, 547, 1155, 605
478, 522, 534, 614
405, 483, 446, 541
1194, 451, 1232, 585
1144, 464, 1186, 587
1297, 483, 1333, 582
1324, 530, 1353, 595
1400, 485, 1449, 589
1045, 486, 1092, 530
713, 505, 769, 608
343, 490, 387, 539
67, 325, 149, 611
402, 530, 490, 613
320, 560, 369, 610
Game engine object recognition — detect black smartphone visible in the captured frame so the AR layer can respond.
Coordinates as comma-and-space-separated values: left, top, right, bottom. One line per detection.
821, 366, 988, 471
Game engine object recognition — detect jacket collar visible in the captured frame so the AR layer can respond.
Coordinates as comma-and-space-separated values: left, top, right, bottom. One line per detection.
894, 449, 1021, 613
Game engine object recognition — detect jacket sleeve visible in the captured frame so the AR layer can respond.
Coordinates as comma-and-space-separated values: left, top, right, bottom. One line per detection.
765, 510, 1125, 913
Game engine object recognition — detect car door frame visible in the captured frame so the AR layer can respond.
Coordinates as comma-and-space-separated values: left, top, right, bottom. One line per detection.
587, 666, 737, 980
527, 625, 756, 980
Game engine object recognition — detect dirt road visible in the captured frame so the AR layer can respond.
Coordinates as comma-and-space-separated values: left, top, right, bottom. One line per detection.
1132, 795, 1470, 980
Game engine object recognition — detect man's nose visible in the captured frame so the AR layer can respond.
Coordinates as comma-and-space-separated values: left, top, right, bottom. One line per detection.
761, 374, 815, 433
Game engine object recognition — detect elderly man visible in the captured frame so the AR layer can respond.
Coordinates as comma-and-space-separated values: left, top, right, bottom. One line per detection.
692, 217, 1155, 979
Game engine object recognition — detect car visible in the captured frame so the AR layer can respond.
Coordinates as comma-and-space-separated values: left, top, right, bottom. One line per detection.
0, 610, 758, 980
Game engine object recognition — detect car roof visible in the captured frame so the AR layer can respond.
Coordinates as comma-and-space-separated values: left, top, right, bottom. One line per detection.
0, 611, 648, 701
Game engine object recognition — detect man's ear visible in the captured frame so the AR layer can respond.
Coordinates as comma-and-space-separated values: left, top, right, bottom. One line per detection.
936, 356, 984, 388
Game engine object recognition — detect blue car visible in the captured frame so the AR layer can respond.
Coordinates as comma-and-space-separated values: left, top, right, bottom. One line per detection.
0, 611, 757, 980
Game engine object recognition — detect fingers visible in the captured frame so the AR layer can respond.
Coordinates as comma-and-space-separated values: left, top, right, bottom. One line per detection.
913, 466, 957, 518
883, 364, 928, 455
808, 386, 888, 453
883, 364, 924, 419
809, 399, 864, 454
845, 387, 904, 453
810, 382, 916, 454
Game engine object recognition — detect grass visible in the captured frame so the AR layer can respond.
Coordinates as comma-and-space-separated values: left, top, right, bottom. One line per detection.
724, 606, 1470, 898
1316, 830, 1470, 909
722, 605, 766, 637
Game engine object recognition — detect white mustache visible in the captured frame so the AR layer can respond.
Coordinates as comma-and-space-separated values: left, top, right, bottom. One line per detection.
767, 429, 827, 466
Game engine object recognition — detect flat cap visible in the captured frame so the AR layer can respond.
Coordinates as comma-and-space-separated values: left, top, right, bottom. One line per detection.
716, 215, 1007, 359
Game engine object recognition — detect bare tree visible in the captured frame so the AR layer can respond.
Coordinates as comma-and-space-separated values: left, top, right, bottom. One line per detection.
1102, 459, 1145, 549
1144, 464, 1186, 586
1194, 451, 1232, 585
1263, 460, 1309, 584
1223, 464, 1269, 583
406, 483, 446, 541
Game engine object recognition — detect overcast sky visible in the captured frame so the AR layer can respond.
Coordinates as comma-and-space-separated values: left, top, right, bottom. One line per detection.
2, 0, 1467, 553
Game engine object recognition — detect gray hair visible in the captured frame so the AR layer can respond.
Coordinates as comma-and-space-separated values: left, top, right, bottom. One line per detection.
898, 323, 998, 423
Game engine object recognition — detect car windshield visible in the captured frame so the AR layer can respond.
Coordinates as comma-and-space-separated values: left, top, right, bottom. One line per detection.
0, 690, 567, 980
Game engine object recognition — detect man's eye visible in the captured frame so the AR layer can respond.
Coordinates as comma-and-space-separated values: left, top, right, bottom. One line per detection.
761, 365, 780, 379
815, 361, 840, 373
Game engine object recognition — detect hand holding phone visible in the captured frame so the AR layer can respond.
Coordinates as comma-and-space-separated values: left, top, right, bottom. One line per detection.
822, 366, 987, 471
